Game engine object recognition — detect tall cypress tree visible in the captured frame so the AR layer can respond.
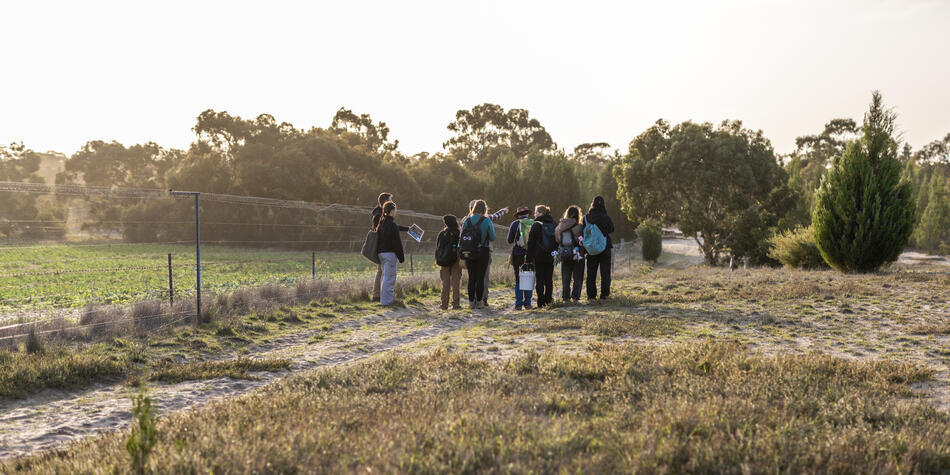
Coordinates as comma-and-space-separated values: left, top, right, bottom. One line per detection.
812, 92, 916, 272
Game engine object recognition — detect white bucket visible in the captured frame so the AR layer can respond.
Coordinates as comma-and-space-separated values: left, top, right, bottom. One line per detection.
519, 269, 535, 290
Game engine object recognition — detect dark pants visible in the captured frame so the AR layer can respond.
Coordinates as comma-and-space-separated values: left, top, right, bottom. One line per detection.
511, 253, 532, 307
535, 259, 554, 307
561, 258, 585, 301
586, 248, 612, 299
466, 249, 489, 303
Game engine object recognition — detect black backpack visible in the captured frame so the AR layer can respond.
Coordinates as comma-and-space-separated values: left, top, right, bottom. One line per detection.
458, 216, 484, 260
435, 230, 459, 267
540, 221, 557, 252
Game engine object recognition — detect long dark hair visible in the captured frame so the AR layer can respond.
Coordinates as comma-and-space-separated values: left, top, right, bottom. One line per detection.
376, 201, 396, 230
564, 205, 582, 221
443, 215, 460, 233
590, 195, 606, 211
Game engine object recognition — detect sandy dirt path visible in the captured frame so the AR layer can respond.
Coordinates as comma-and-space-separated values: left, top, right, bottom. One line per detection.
0, 291, 516, 459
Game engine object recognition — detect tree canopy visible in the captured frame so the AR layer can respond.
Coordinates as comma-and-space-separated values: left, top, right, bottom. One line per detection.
614, 119, 792, 265
443, 103, 555, 168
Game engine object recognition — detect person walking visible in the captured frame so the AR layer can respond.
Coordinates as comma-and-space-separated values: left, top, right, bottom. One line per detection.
526, 205, 557, 308
556, 205, 585, 302
460, 200, 496, 309
467, 200, 508, 308
375, 201, 405, 306
436, 215, 462, 310
506, 206, 534, 310
371, 192, 408, 302
585, 195, 615, 300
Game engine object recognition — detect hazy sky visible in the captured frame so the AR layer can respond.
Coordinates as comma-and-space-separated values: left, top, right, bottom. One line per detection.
1, 0, 948, 157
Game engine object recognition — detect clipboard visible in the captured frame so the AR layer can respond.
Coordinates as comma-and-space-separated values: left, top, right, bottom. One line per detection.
407, 224, 424, 243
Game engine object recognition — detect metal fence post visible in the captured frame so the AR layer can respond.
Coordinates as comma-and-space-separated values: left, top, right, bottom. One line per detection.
170, 190, 201, 331
167, 253, 174, 305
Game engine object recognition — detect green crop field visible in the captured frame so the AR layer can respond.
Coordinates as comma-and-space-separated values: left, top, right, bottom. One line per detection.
0, 243, 442, 311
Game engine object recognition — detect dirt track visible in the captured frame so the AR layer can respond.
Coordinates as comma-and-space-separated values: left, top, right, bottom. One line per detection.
0, 292, 515, 459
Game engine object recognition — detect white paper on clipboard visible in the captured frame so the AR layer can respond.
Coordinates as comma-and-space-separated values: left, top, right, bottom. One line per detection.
407, 224, 424, 243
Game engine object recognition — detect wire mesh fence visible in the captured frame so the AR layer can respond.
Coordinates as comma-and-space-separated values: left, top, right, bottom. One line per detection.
0, 182, 526, 343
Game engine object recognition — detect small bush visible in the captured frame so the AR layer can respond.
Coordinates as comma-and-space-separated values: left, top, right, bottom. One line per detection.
126, 390, 158, 474
636, 220, 662, 263
80, 304, 127, 339
25, 326, 44, 355
768, 226, 830, 269
131, 300, 165, 335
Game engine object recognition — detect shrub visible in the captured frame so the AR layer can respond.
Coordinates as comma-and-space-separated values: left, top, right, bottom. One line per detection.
768, 226, 829, 269
126, 390, 158, 474
25, 326, 44, 355
636, 220, 662, 263
813, 92, 916, 272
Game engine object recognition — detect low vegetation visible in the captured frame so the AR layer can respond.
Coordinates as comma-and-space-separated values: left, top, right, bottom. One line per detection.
0, 244, 440, 310
147, 358, 290, 383
7, 343, 948, 473
768, 225, 829, 269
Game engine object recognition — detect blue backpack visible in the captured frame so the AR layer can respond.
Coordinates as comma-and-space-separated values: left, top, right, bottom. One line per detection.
582, 218, 607, 256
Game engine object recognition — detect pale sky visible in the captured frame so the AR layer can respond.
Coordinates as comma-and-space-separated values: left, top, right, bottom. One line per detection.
1, 0, 948, 158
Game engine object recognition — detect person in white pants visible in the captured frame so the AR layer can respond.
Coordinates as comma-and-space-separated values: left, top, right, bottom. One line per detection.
374, 201, 405, 306
378, 253, 398, 306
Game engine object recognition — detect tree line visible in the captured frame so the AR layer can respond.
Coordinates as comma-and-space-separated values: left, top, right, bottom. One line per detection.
1, 98, 948, 262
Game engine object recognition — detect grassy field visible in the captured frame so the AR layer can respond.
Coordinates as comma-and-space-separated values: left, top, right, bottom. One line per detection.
2, 257, 949, 472
0, 243, 442, 311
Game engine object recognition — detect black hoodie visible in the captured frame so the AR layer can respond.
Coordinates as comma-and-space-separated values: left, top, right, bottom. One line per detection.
436, 215, 460, 263
376, 215, 405, 262
526, 213, 557, 264
372, 206, 410, 232
585, 196, 615, 249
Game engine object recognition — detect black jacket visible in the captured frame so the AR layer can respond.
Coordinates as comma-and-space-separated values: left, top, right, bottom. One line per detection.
526, 214, 557, 264
372, 206, 409, 232
585, 207, 615, 249
376, 216, 405, 263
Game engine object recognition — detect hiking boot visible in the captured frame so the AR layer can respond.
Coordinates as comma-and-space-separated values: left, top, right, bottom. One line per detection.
469, 301, 478, 310
523, 303, 533, 310
514, 304, 523, 311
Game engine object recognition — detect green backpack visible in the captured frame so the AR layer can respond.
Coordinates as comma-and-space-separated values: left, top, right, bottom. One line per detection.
515, 218, 535, 248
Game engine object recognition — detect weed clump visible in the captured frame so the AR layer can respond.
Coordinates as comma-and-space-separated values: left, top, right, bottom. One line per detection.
126, 390, 158, 475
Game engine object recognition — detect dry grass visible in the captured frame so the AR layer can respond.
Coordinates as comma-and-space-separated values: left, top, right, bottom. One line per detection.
7, 342, 948, 473
147, 357, 291, 383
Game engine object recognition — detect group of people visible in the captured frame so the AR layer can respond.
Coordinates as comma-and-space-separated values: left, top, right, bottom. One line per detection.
370, 192, 614, 310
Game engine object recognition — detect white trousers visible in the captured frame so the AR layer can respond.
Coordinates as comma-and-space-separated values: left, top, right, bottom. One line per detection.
378, 252, 398, 306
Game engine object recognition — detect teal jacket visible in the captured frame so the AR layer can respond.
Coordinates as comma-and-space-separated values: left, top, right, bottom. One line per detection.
461, 213, 496, 248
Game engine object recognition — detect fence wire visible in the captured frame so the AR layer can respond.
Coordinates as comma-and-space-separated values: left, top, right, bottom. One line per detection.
0, 181, 519, 341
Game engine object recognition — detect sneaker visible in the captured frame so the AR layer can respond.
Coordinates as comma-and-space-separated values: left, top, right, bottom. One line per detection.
523, 303, 533, 310
469, 301, 477, 310
452, 305, 462, 310
514, 305, 523, 311
440, 305, 448, 311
